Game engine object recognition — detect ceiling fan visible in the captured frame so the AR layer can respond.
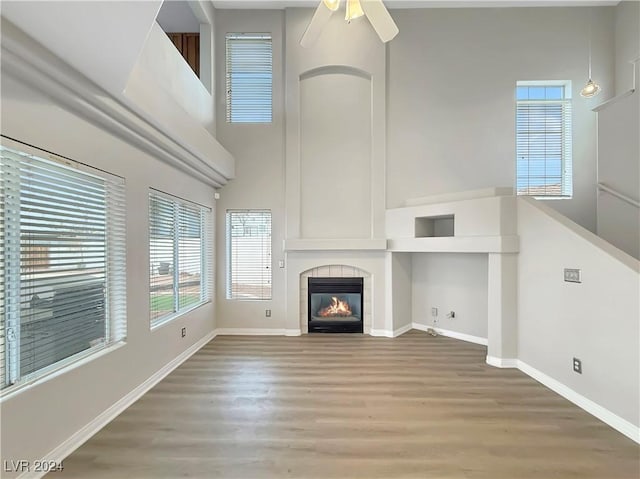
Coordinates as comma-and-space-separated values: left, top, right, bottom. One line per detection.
301, 0, 399, 48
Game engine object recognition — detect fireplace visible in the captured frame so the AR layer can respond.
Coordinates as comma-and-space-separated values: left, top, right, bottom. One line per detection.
308, 277, 363, 333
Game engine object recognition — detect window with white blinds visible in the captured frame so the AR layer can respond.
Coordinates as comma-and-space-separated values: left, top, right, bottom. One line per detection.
149, 190, 211, 327
0, 142, 126, 392
225, 33, 273, 123
226, 210, 271, 300
516, 82, 573, 197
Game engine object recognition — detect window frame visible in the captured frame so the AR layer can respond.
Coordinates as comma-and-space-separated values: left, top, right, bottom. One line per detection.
226, 209, 272, 301
0, 138, 127, 397
515, 80, 573, 199
225, 32, 273, 124
148, 189, 212, 329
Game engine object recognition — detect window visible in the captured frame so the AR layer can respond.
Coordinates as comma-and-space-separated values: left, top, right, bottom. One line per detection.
516, 81, 572, 197
225, 33, 273, 123
0, 142, 126, 392
149, 190, 211, 326
226, 210, 272, 300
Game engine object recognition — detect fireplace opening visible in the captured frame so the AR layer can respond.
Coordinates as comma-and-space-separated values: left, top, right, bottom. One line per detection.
308, 277, 363, 333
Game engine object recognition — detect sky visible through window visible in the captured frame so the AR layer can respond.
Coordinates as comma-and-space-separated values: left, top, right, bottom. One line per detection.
516, 84, 570, 196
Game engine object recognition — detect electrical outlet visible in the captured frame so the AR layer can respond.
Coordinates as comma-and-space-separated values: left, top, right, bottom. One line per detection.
564, 268, 581, 283
573, 357, 582, 374
265, 309, 271, 317
431, 307, 438, 317
278, 260, 285, 268
181, 327, 186, 338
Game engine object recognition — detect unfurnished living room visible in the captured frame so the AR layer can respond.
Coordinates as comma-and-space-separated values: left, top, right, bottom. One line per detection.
0, 0, 639, 477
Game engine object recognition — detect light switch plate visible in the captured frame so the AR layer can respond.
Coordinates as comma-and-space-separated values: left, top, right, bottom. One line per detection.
564, 268, 581, 283
278, 260, 285, 268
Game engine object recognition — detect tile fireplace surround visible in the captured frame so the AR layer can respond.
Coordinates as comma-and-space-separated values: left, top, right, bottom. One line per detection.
284, 249, 389, 336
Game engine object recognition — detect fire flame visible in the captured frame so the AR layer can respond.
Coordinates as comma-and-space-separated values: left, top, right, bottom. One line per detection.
317, 296, 353, 317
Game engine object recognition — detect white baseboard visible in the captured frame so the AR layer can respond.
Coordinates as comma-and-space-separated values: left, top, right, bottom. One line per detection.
284, 329, 301, 336
21, 330, 217, 479
517, 360, 640, 444
486, 355, 518, 368
411, 322, 488, 346
393, 323, 413, 337
215, 328, 286, 336
369, 328, 393, 337
411, 322, 430, 333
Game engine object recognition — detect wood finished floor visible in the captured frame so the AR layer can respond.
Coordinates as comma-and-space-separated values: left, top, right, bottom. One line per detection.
57, 330, 639, 478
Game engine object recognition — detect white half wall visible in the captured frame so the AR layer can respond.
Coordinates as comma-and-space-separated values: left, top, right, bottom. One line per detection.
517, 197, 640, 430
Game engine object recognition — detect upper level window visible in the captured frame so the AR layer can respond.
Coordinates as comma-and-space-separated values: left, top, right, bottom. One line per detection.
516, 81, 572, 198
226, 210, 272, 300
149, 190, 212, 327
225, 33, 273, 123
0, 141, 126, 393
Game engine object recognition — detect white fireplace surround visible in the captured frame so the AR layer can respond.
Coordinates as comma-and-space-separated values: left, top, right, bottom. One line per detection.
300, 265, 372, 334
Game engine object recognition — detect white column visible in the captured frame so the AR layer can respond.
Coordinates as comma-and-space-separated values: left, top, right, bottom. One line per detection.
486, 253, 518, 367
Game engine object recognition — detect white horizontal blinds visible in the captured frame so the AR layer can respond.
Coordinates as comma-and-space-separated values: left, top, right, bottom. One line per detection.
226, 210, 272, 300
149, 190, 210, 327
516, 84, 573, 197
0, 145, 126, 390
149, 194, 176, 322
177, 203, 203, 311
105, 176, 127, 345
226, 33, 273, 123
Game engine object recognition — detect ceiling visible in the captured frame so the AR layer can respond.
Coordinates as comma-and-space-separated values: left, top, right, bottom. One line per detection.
212, 0, 618, 9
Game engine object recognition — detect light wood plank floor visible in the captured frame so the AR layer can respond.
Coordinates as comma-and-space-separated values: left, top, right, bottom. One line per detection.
57, 330, 639, 478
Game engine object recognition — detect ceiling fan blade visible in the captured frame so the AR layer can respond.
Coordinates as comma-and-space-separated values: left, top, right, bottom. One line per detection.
300, 1, 336, 48
361, 0, 399, 43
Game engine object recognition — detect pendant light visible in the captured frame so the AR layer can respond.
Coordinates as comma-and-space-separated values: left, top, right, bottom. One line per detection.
580, 8, 601, 98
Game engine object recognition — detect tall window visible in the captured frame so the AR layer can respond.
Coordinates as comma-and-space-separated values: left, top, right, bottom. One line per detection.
516, 81, 573, 197
225, 33, 273, 123
149, 190, 211, 327
226, 210, 272, 300
0, 142, 126, 392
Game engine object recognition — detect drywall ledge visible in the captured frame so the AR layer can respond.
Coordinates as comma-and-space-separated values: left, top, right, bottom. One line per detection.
388, 236, 519, 253
284, 239, 388, 251
404, 187, 514, 207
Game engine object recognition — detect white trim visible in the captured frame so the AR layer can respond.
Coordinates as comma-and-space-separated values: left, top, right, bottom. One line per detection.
215, 328, 286, 336
486, 355, 518, 368
284, 329, 301, 336
19, 331, 217, 479
411, 322, 430, 333
369, 328, 394, 338
393, 323, 413, 337
436, 327, 488, 346
411, 322, 488, 346
592, 89, 635, 112
517, 360, 640, 444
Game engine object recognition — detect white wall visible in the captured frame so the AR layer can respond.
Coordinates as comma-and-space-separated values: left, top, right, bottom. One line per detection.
213, 6, 617, 329
412, 253, 488, 339
214, 10, 287, 330
517, 197, 639, 429
614, 1, 640, 95
0, 70, 217, 476
386, 7, 615, 232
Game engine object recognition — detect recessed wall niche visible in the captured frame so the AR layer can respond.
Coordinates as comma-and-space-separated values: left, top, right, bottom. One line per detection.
299, 67, 372, 240
415, 215, 455, 237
